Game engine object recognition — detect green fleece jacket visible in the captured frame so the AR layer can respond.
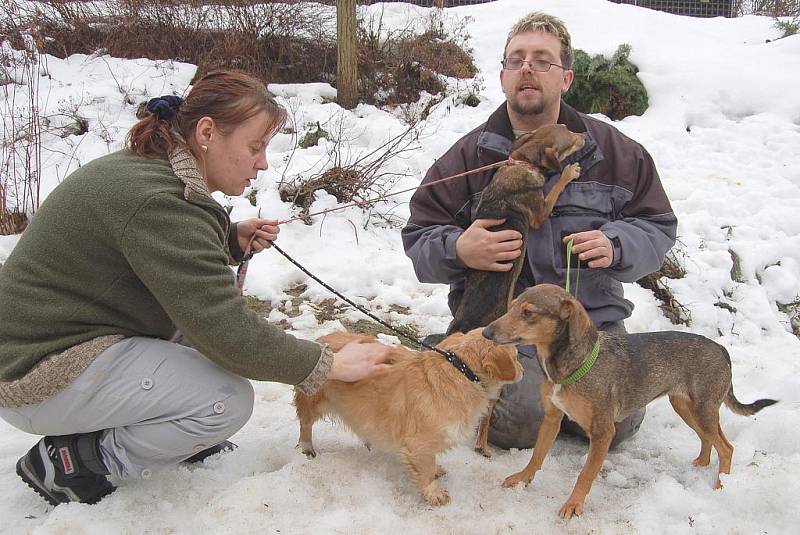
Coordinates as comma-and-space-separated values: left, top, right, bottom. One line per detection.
0, 150, 326, 406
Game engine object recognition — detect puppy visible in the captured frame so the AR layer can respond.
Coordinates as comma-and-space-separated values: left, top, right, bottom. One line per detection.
483, 283, 777, 519
447, 124, 585, 336
447, 124, 585, 457
293, 328, 523, 506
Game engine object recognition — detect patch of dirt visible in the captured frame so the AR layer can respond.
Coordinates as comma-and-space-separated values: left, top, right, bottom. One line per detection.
244, 291, 421, 348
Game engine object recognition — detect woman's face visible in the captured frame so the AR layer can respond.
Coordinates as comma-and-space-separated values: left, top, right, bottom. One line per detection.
200, 110, 273, 196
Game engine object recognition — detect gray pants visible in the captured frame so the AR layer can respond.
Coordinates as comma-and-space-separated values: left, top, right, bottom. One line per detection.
488, 321, 645, 449
0, 336, 254, 479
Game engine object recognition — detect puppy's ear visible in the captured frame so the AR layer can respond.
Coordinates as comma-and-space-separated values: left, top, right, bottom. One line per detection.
510, 132, 536, 152
560, 297, 593, 343
483, 346, 520, 382
541, 147, 562, 171
509, 133, 541, 163
559, 297, 574, 320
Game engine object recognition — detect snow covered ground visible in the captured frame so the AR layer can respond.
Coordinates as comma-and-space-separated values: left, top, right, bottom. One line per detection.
1, 0, 799, 533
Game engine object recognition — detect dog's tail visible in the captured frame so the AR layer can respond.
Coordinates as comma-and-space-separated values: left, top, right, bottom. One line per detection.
724, 384, 778, 416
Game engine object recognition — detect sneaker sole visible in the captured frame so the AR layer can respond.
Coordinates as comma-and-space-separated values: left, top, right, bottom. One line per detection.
17, 440, 115, 506
16, 451, 62, 506
183, 440, 238, 464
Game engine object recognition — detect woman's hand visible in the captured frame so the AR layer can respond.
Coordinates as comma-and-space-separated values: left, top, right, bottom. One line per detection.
237, 218, 279, 255
329, 341, 393, 382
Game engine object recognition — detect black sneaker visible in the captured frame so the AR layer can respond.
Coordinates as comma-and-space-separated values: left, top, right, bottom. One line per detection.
16, 433, 115, 506
183, 440, 238, 464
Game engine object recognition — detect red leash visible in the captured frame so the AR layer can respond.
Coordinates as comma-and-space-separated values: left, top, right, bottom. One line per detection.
236, 158, 511, 291
275, 159, 508, 225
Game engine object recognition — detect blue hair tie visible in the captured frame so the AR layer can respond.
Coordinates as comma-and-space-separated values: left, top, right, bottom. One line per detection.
146, 95, 183, 120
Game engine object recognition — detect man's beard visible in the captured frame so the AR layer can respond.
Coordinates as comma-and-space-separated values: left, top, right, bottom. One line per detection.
507, 89, 557, 117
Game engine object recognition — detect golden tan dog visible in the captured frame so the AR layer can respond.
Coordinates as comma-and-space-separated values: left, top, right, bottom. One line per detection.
293, 328, 523, 506
483, 284, 778, 518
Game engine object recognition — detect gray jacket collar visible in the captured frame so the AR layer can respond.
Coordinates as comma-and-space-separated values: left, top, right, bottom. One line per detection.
476, 102, 602, 173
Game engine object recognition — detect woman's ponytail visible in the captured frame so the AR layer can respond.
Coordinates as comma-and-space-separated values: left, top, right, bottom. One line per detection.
127, 95, 184, 158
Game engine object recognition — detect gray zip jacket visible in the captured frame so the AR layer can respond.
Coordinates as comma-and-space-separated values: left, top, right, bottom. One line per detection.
401, 102, 677, 327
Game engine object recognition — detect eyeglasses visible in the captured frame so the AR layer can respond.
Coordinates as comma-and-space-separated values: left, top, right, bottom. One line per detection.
501, 58, 565, 72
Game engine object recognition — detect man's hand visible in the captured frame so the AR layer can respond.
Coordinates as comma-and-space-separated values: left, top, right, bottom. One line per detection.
563, 230, 614, 268
236, 218, 280, 255
329, 341, 393, 382
456, 218, 523, 272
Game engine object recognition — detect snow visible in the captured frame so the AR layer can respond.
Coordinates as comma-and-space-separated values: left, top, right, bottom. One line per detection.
1, 0, 798, 533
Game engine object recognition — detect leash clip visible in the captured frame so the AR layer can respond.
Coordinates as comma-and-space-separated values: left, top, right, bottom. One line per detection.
507, 156, 540, 173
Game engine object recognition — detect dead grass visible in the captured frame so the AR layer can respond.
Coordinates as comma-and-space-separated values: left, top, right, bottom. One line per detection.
636, 249, 691, 326
245, 290, 421, 349
777, 299, 800, 338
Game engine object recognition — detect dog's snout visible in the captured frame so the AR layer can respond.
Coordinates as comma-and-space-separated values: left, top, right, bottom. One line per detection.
482, 326, 494, 340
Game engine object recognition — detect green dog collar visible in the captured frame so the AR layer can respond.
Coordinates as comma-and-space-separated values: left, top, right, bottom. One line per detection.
557, 338, 600, 386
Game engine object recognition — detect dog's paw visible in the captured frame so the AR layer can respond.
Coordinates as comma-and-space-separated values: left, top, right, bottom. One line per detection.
298, 441, 317, 458
475, 445, 492, 458
562, 163, 581, 181
422, 483, 450, 506
502, 471, 532, 488
558, 497, 585, 519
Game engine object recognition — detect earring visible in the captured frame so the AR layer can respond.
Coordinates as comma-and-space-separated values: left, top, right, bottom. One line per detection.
201, 145, 208, 153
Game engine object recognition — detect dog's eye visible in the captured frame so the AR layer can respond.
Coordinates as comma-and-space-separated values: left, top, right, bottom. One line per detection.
522, 308, 533, 320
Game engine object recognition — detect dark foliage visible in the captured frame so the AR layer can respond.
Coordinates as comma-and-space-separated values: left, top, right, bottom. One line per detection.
565, 44, 649, 120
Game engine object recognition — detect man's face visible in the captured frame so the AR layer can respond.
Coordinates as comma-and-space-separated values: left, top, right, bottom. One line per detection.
500, 31, 573, 119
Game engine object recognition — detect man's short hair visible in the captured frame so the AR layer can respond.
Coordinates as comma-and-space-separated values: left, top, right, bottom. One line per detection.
504, 12, 574, 70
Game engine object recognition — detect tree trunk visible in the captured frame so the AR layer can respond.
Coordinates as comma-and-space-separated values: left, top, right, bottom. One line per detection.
336, 0, 358, 109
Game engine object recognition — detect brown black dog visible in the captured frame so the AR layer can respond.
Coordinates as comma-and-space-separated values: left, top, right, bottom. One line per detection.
447, 124, 585, 336
483, 283, 777, 519
446, 124, 584, 456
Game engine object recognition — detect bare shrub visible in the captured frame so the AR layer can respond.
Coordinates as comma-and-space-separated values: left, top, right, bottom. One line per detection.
1, 0, 107, 57
737, 0, 799, 37
357, 8, 477, 106
636, 248, 691, 326
737, 0, 799, 15
1, 1, 478, 107
404, 9, 476, 80
1, 1, 336, 85
1, 32, 43, 234
777, 298, 800, 338
279, 112, 422, 227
